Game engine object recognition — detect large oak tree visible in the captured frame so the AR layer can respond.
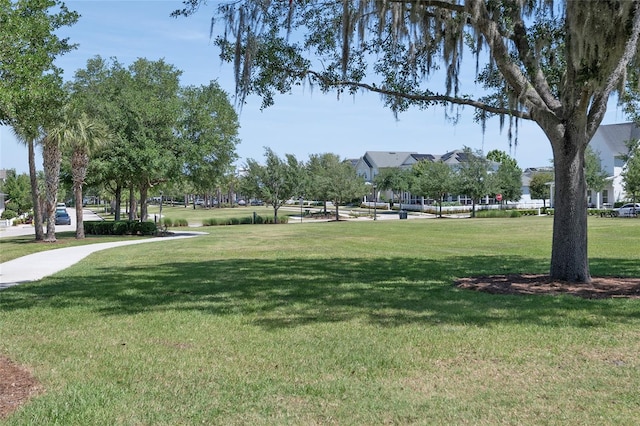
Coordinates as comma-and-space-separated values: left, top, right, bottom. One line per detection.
177, 0, 640, 283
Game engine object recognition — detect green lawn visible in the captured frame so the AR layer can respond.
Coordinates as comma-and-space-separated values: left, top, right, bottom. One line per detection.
1, 217, 640, 424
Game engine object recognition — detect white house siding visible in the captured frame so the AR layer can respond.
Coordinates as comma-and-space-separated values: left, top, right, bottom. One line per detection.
589, 122, 640, 204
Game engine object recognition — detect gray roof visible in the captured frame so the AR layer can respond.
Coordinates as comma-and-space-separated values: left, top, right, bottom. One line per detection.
411, 154, 436, 162
364, 151, 417, 168
437, 150, 468, 164
591, 122, 640, 154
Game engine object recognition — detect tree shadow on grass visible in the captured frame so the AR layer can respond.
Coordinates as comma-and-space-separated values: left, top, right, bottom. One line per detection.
2, 256, 639, 329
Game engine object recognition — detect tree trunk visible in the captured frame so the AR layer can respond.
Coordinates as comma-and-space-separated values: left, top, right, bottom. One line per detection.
42, 136, 61, 242
114, 184, 122, 221
139, 184, 149, 221
550, 131, 591, 283
273, 206, 279, 224
128, 185, 136, 220
335, 203, 340, 221
72, 151, 89, 239
74, 182, 84, 239
27, 138, 44, 241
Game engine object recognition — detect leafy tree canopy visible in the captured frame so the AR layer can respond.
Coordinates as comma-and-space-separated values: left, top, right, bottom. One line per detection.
176, 0, 640, 282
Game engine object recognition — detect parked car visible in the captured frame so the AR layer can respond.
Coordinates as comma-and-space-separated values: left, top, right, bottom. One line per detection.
55, 210, 71, 225
613, 203, 640, 217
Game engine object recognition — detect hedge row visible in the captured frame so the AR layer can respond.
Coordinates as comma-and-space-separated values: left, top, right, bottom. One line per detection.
84, 220, 157, 236
475, 208, 552, 218
201, 215, 289, 226
161, 218, 189, 227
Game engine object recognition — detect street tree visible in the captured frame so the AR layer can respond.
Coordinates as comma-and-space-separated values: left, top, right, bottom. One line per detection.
306, 153, 336, 214
1, 0, 78, 240
241, 148, 303, 223
374, 168, 412, 210
70, 57, 183, 221
178, 81, 240, 203
308, 153, 367, 220
177, 0, 640, 283
50, 104, 110, 238
621, 140, 640, 207
529, 171, 554, 208
0, 169, 32, 216
486, 150, 522, 205
584, 147, 609, 207
454, 147, 492, 218
411, 160, 454, 218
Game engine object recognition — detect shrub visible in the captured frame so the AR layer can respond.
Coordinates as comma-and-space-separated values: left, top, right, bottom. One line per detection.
1, 208, 17, 220
84, 220, 157, 236
162, 218, 173, 227
200, 215, 289, 226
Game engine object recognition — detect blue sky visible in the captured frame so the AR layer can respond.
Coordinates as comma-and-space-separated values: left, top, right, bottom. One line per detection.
0, 1, 632, 174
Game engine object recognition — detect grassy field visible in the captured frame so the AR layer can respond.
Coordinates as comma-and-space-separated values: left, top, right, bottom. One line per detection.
1, 216, 640, 424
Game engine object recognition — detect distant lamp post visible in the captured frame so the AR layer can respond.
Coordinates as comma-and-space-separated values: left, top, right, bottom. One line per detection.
159, 191, 163, 224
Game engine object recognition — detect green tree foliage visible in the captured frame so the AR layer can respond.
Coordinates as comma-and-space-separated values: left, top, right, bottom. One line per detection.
584, 147, 608, 194
306, 153, 336, 213
308, 153, 367, 220
486, 150, 522, 203
50, 103, 110, 238
0, 169, 32, 215
529, 171, 554, 208
1, 0, 78, 240
411, 160, 454, 218
70, 57, 183, 221
178, 81, 240, 198
622, 140, 640, 204
177, 0, 640, 282
241, 148, 303, 223
454, 147, 492, 218
374, 168, 412, 209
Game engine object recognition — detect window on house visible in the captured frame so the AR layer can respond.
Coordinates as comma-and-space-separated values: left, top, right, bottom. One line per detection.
602, 190, 609, 204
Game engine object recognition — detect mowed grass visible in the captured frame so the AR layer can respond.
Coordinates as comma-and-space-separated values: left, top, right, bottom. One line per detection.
1, 217, 640, 425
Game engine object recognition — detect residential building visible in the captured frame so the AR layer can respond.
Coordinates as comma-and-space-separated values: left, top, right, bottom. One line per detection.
588, 122, 639, 206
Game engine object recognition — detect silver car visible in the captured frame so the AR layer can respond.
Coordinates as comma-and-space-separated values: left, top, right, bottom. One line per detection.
613, 203, 640, 217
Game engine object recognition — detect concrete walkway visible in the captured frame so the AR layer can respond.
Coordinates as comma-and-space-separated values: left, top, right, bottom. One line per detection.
0, 232, 205, 290
0, 209, 206, 289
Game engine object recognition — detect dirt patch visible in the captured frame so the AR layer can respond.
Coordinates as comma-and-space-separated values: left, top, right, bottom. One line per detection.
456, 274, 640, 299
0, 356, 43, 419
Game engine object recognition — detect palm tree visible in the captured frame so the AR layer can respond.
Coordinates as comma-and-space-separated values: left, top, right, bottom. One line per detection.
11, 123, 45, 241
40, 132, 63, 242
48, 109, 109, 239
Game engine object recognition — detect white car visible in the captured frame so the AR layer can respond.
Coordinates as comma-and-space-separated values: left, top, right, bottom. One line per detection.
614, 203, 640, 217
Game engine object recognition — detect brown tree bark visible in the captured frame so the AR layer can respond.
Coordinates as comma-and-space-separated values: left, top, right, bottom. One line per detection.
27, 139, 44, 241
42, 136, 61, 242
549, 126, 590, 283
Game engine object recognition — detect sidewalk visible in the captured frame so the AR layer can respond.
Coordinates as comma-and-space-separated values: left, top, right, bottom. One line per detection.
0, 209, 206, 289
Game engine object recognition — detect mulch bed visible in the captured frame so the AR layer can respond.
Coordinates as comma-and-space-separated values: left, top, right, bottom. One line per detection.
456, 274, 640, 299
3, 274, 640, 419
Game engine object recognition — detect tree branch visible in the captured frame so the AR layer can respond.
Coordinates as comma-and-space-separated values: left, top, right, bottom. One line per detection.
306, 70, 531, 120
509, 13, 561, 112
466, 0, 560, 139
587, 1, 640, 138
